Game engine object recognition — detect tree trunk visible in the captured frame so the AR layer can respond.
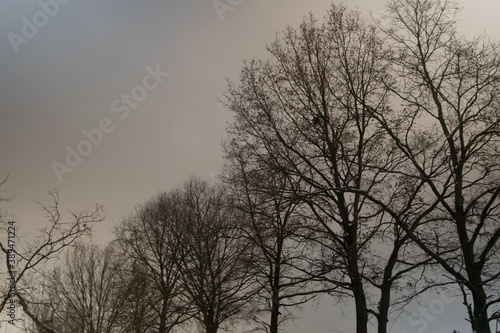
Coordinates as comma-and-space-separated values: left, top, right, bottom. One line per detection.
457, 202, 491, 333
377, 283, 391, 333
377, 239, 403, 333
158, 298, 168, 333
270, 240, 283, 333
270, 287, 280, 333
206, 324, 218, 333
344, 209, 368, 333
348, 244, 368, 333
352, 279, 368, 333
470, 284, 491, 333
205, 311, 218, 333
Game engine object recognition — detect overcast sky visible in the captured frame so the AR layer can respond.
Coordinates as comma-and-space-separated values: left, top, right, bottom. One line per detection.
1, 0, 499, 332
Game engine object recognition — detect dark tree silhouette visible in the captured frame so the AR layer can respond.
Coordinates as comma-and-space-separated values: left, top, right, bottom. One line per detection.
222, 150, 318, 333
222, 5, 432, 332
33, 242, 130, 333
115, 191, 192, 333
366, 1, 500, 331
0, 186, 103, 332
174, 177, 256, 333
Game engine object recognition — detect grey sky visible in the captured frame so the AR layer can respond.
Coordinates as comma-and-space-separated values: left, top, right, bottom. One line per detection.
1, 0, 499, 332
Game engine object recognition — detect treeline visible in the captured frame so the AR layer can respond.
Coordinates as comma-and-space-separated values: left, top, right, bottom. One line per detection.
1, 0, 499, 332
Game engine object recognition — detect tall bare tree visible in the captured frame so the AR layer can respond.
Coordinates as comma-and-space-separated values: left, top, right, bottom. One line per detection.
115, 191, 192, 333
364, 0, 500, 331
174, 177, 256, 333
222, 5, 435, 333
222, 150, 318, 333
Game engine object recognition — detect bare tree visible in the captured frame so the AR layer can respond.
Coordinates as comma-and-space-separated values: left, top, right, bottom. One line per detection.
222, 5, 434, 333
363, 1, 500, 331
222, 150, 318, 333
115, 191, 192, 333
0, 189, 103, 332
174, 177, 256, 333
31, 242, 131, 333
113, 259, 160, 333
